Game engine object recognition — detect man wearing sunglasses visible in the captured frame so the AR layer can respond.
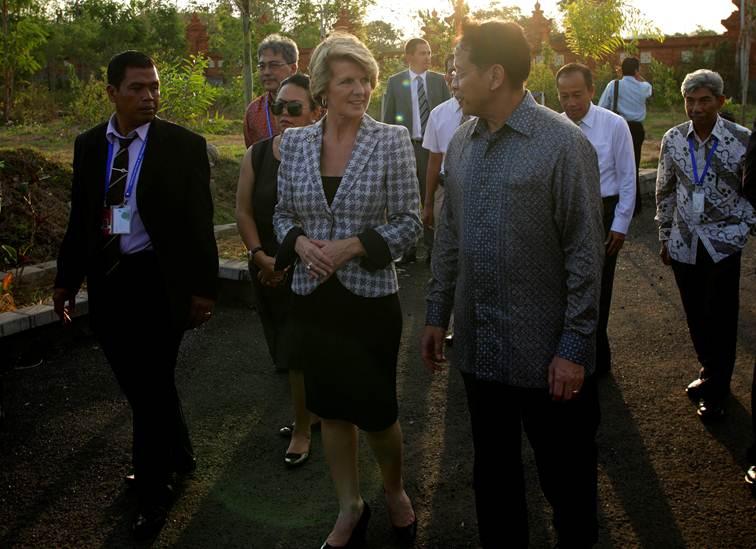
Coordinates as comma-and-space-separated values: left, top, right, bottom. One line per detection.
243, 34, 298, 148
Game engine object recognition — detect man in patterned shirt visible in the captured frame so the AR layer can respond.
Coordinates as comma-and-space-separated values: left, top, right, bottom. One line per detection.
242, 34, 298, 148
656, 69, 755, 420
421, 20, 603, 548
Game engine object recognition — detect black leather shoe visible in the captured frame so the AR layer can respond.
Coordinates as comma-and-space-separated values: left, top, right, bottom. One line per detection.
686, 378, 708, 401
696, 398, 725, 421
125, 457, 197, 487
444, 333, 453, 347
131, 503, 168, 540
284, 450, 310, 468
320, 501, 371, 548
393, 517, 417, 547
745, 465, 756, 486
396, 251, 417, 265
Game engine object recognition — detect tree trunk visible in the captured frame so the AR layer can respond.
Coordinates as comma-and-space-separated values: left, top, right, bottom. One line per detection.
2, 0, 9, 124
241, 0, 253, 106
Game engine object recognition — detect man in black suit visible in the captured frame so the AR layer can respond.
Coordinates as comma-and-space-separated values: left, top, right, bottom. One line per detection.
382, 38, 450, 263
53, 51, 218, 539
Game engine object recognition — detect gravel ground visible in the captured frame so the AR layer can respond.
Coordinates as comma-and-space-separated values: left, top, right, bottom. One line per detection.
1, 204, 755, 548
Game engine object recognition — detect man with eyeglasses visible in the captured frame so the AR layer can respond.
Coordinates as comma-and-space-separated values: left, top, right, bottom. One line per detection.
243, 34, 298, 148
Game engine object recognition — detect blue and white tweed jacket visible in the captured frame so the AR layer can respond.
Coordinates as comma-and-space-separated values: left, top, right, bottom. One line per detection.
273, 114, 422, 297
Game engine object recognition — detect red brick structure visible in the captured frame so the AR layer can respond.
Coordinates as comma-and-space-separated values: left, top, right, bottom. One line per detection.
185, 14, 224, 83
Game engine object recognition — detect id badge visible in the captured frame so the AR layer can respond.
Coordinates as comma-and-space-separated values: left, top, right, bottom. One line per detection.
692, 188, 705, 213
111, 206, 132, 234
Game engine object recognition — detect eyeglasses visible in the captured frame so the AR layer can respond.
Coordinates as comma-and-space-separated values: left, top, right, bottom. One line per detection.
270, 100, 303, 116
257, 61, 287, 71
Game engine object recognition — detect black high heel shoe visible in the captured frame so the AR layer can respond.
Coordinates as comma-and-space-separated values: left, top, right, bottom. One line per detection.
319, 501, 371, 549
392, 517, 417, 547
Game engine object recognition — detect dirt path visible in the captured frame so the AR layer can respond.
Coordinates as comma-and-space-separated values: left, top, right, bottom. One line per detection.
1, 207, 755, 548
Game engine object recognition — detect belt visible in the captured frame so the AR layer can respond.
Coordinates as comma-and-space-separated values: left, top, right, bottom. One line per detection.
602, 195, 619, 204
411, 138, 424, 144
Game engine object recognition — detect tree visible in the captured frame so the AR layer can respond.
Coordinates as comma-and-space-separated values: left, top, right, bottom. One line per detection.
559, 0, 663, 61
364, 20, 402, 54
229, 0, 254, 107
416, 6, 459, 71
1, 0, 47, 123
471, 2, 522, 23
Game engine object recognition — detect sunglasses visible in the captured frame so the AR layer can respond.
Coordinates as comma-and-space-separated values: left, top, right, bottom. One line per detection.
270, 100, 304, 116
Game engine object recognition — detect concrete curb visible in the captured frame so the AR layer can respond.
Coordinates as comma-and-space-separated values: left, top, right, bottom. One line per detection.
0, 223, 252, 339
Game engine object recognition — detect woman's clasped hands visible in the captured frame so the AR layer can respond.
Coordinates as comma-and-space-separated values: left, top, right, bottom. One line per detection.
294, 235, 364, 280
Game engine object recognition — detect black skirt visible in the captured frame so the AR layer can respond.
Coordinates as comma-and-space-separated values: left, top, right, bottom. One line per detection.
288, 276, 402, 432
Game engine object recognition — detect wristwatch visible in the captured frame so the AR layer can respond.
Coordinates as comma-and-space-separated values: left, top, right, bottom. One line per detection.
247, 246, 264, 260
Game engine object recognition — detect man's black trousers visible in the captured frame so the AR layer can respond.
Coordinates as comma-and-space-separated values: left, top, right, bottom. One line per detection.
627, 120, 645, 215
89, 251, 193, 503
671, 241, 741, 401
462, 372, 600, 548
597, 195, 619, 373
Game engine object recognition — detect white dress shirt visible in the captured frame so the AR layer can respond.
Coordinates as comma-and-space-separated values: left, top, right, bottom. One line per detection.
105, 115, 153, 254
562, 103, 636, 234
408, 69, 427, 140
422, 97, 472, 171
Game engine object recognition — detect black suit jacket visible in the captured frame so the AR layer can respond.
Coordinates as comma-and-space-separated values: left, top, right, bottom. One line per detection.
56, 117, 219, 329
381, 70, 450, 135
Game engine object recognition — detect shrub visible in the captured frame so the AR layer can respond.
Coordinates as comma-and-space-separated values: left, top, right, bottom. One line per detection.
13, 83, 64, 124
158, 55, 220, 128
648, 59, 681, 110
66, 67, 112, 129
527, 62, 560, 111
212, 75, 246, 120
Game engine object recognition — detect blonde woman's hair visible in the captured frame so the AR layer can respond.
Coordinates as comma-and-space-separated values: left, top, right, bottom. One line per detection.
308, 32, 379, 105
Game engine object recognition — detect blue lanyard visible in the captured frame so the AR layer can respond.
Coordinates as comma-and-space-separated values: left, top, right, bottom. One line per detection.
103, 136, 148, 205
264, 94, 273, 138
687, 136, 718, 186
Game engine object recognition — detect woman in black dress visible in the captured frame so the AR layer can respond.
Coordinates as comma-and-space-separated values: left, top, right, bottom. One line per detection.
273, 34, 422, 548
235, 74, 321, 467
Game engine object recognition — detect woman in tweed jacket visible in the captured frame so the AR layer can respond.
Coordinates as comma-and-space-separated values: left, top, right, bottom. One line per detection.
273, 33, 422, 548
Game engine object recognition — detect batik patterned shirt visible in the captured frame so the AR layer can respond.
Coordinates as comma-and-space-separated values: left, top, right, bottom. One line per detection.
655, 116, 755, 264
426, 92, 604, 387
243, 92, 279, 148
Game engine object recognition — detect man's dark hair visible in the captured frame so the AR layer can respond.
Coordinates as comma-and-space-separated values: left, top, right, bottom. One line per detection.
258, 34, 299, 64
457, 20, 531, 89
107, 51, 155, 88
621, 57, 640, 76
556, 63, 594, 90
405, 38, 430, 56
444, 53, 455, 73
279, 72, 317, 110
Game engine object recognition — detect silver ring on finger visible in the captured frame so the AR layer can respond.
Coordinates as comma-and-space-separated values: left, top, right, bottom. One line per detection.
571, 389, 580, 394
306, 263, 312, 271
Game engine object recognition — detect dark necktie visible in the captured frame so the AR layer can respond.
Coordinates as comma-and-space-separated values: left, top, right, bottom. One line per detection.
101, 137, 135, 274
416, 76, 430, 134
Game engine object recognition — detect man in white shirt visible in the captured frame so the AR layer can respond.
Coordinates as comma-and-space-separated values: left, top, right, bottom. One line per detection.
383, 38, 450, 263
598, 57, 652, 215
422, 54, 472, 253
557, 63, 636, 376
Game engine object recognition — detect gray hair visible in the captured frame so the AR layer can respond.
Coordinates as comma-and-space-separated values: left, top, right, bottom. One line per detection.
681, 69, 724, 97
257, 34, 299, 65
